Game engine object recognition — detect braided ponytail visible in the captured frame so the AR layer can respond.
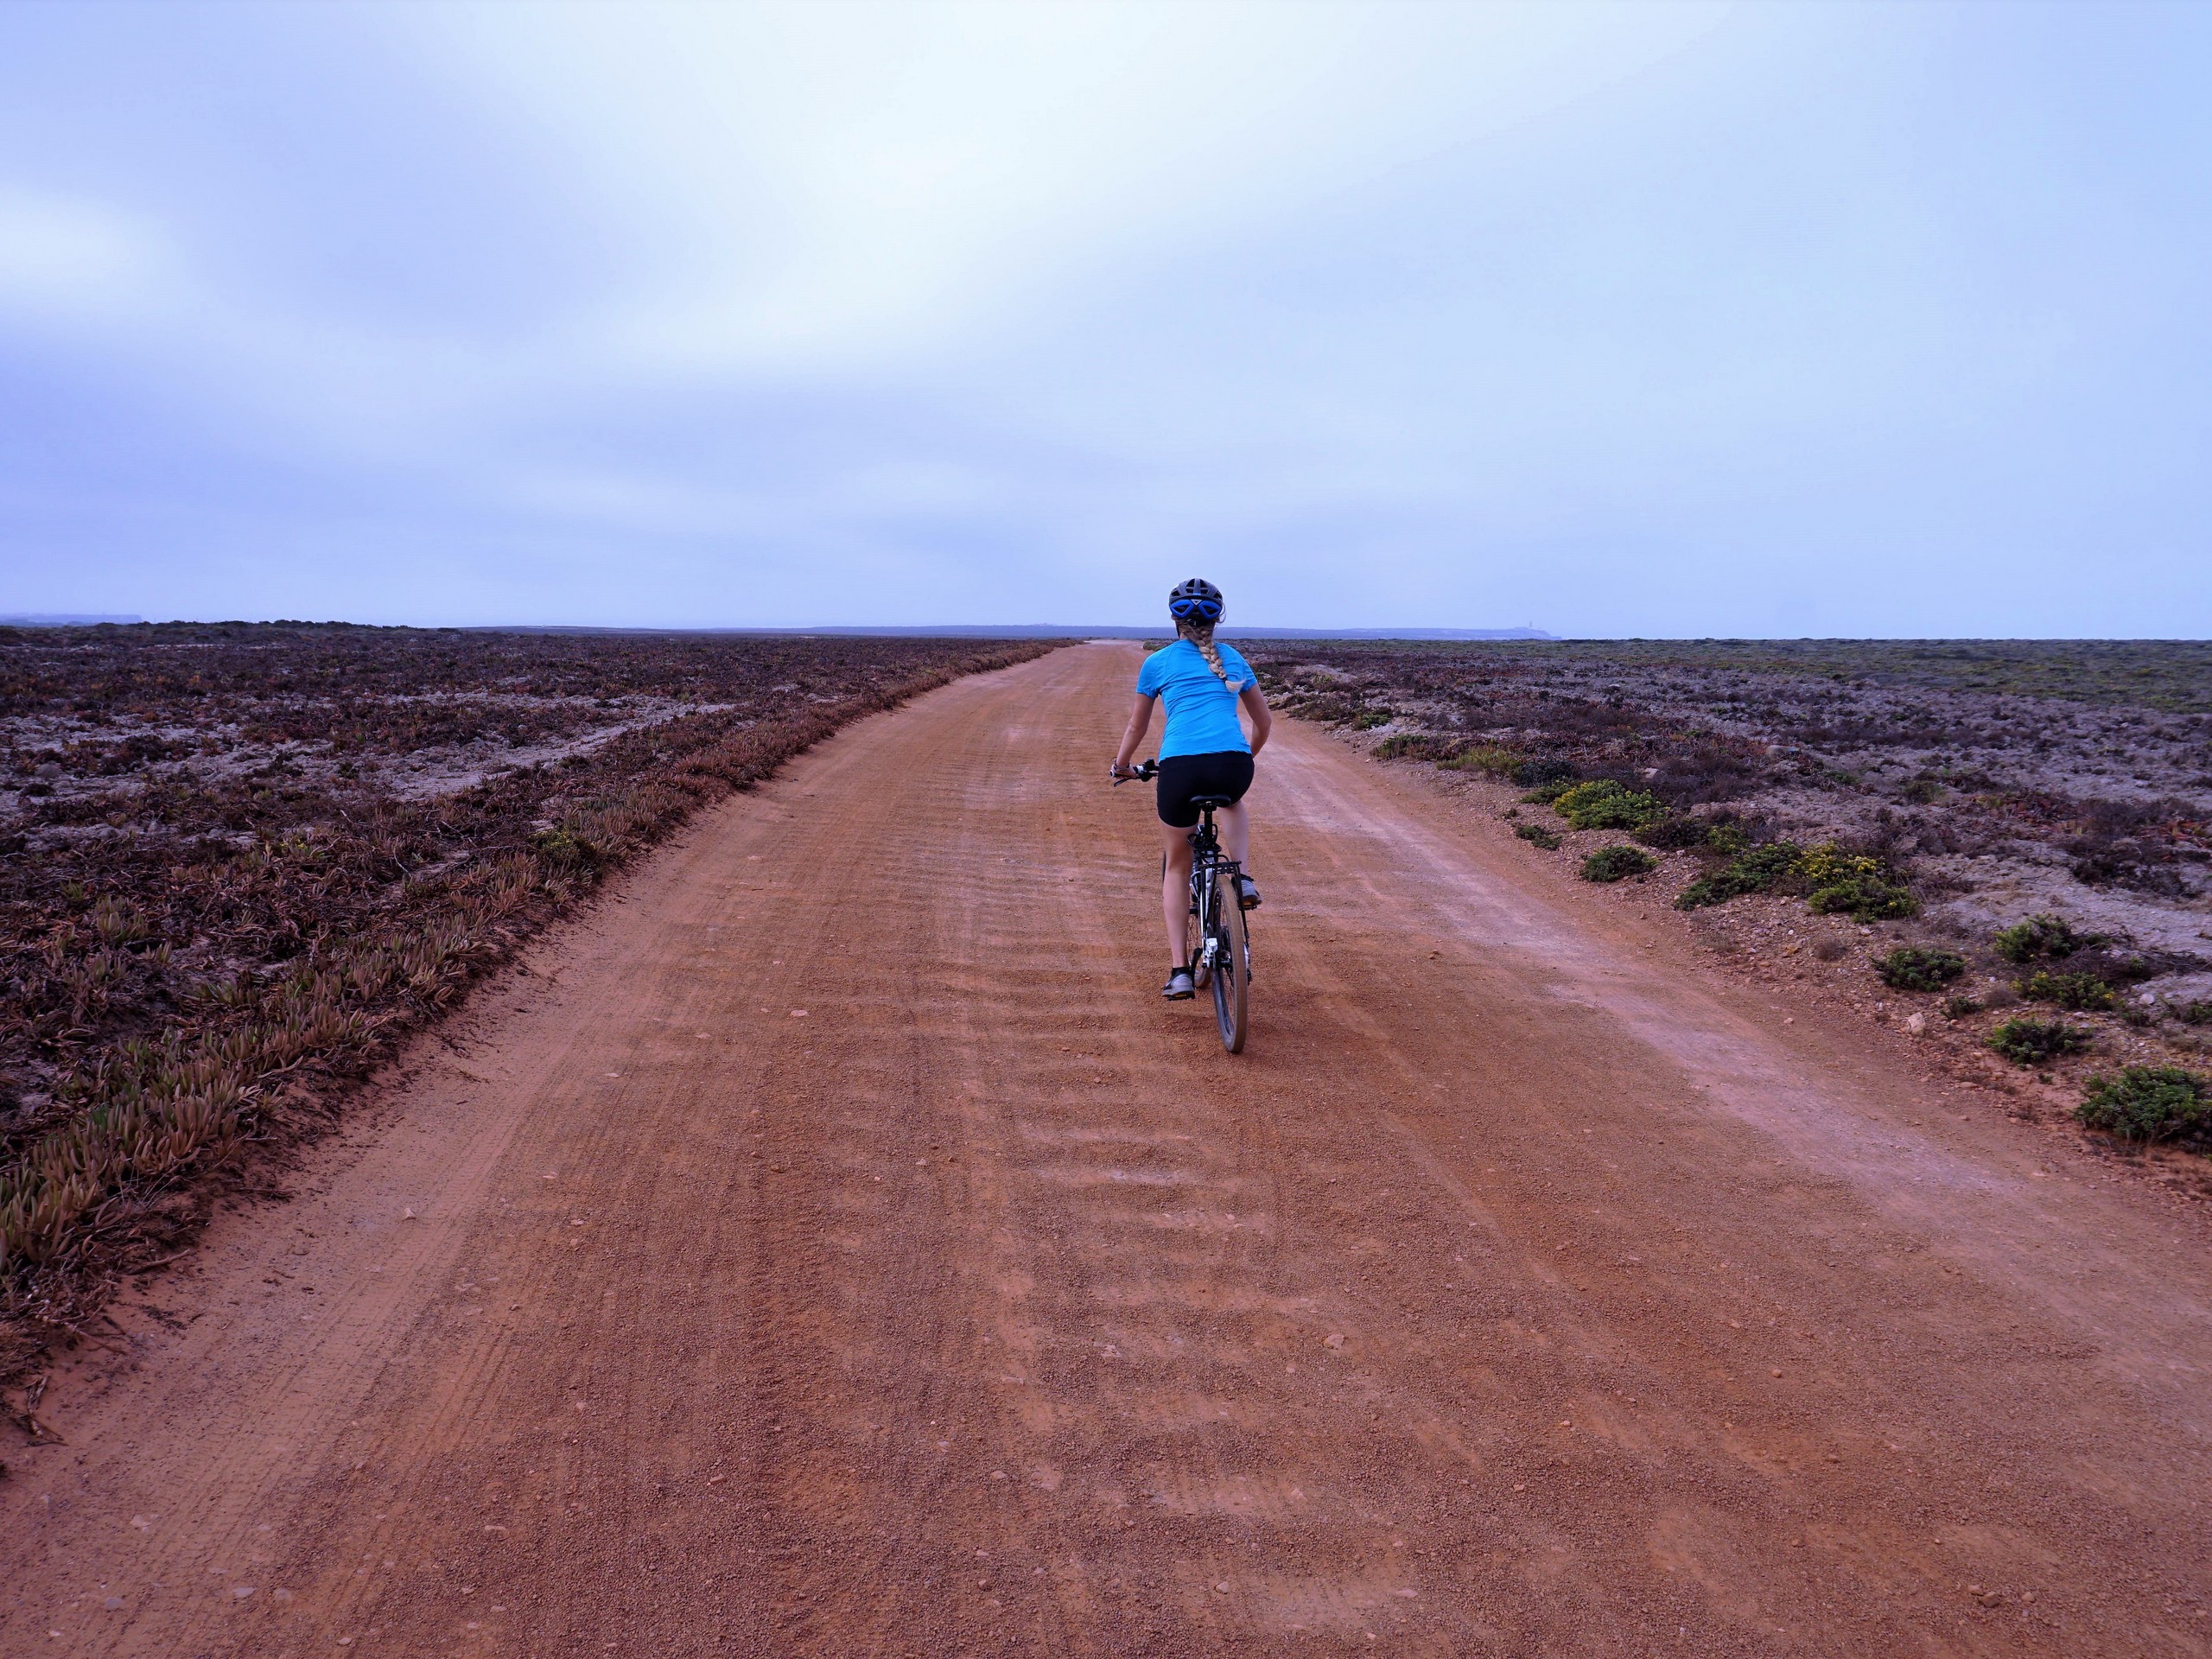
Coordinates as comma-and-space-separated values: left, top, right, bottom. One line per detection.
1178, 617, 1246, 693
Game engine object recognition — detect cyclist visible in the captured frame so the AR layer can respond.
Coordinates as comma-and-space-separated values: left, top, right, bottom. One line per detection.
1109, 578, 1272, 1000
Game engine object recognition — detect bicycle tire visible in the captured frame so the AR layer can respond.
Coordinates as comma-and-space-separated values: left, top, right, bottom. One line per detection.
1211, 874, 1249, 1052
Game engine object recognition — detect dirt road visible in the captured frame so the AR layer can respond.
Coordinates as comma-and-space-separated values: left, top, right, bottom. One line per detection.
6, 643, 2209, 1656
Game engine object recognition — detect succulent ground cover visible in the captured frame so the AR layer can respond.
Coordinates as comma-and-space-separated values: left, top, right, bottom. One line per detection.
1874, 946, 1967, 993
1580, 845, 1657, 884
2076, 1065, 2210, 1145
0, 622, 1052, 1375
1248, 638, 2212, 1165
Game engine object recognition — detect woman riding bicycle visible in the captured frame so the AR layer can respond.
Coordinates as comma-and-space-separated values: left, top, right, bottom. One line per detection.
1110, 578, 1272, 1000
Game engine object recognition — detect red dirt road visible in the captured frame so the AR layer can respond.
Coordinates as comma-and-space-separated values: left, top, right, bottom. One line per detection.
5, 643, 2209, 1656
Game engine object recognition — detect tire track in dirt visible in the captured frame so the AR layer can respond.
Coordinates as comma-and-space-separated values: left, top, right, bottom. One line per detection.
3, 643, 2208, 1656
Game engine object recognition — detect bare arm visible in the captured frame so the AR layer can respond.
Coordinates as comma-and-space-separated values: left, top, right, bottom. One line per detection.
1112, 693, 1155, 777
1240, 683, 1272, 758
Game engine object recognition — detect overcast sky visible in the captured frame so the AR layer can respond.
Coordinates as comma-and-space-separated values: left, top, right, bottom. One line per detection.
2, 2, 2208, 636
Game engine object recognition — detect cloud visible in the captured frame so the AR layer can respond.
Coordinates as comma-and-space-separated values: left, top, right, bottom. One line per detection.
0, 1, 2207, 634
0, 188, 168, 321
400, 2, 1729, 372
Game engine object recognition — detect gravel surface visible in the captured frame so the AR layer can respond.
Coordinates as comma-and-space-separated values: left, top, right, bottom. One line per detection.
4, 645, 2207, 1656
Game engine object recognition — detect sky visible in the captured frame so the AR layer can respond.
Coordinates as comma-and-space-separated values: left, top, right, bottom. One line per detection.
1, 1, 2208, 637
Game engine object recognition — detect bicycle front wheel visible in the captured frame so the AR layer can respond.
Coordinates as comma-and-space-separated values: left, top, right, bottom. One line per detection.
1211, 880, 1249, 1053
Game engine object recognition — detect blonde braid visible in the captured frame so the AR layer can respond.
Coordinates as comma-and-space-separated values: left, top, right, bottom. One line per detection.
1179, 617, 1245, 693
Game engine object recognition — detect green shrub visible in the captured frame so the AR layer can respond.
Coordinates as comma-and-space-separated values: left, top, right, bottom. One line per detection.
1351, 710, 1392, 730
1521, 781, 1577, 804
1706, 823, 1750, 855
1987, 1016, 2092, 1065
1875, 946, 1967, 992
2018, 969, 2117, 1013
1798, 842, 1919, 922
1553, 779, 1667, 832
1675, 840, 1803, 910
1994, 913, 2085, 963
2176, 999, 2212, 1027
1807, 874, 1919, 922
1513, 822, 1561, 850
1942, 994, 1980, 1020
1581, 845, 1657, 883
2075, 1066, 2210, 1143
1633, 814, 1714, 851
1799, 842, 1877, 888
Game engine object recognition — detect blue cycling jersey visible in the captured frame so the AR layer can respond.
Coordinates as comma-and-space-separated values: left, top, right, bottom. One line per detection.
1137, 639, 1253, 760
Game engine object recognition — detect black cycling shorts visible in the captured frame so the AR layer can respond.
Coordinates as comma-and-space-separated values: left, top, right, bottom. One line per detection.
1156, 750, 1255, 828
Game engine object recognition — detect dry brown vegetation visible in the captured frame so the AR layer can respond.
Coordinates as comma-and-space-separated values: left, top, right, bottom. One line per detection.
1248, 638, 2212, 1174
0, 623, 1053, 1377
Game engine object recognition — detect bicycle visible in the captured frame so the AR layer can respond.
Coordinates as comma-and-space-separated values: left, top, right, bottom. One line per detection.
1116, 759, 1252, 1053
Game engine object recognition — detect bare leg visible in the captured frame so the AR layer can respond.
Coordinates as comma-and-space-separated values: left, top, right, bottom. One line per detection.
1217, 800, 1253, 871
1158, 820, 1194, 967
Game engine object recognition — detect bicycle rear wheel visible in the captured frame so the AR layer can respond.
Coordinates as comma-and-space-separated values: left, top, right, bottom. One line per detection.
1211, 876, 1249, 1053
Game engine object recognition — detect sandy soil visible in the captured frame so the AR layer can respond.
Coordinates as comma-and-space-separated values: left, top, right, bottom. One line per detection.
3, 643, 2209, 1656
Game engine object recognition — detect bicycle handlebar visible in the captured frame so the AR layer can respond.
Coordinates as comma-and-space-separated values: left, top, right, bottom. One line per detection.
1111, 759, 1159, 785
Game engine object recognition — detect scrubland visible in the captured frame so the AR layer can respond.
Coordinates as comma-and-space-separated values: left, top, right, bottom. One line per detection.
0, 623, 1050, 1376
1249, 639, 2212, 1182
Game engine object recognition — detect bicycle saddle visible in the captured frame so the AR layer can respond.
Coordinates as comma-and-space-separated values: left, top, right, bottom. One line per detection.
1188, 793, 1236, 809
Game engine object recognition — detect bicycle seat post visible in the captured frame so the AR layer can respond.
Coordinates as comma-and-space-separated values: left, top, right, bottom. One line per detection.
1187, 793, 1234, 840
